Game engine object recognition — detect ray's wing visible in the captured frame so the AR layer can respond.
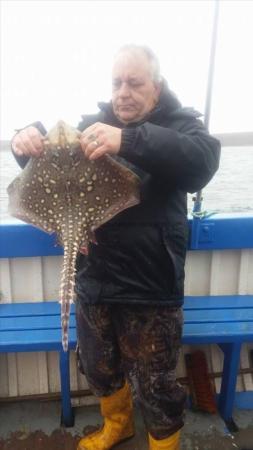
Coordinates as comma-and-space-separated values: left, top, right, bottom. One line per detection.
85, 155, 140, 233
7, 153, 65, 234
8, 144, 141, 244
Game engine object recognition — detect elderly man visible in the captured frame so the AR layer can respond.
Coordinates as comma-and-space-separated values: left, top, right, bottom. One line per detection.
12, 45, 220, 450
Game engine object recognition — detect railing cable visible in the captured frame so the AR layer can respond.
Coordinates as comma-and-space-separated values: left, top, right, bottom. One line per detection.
192, 0, 220, 216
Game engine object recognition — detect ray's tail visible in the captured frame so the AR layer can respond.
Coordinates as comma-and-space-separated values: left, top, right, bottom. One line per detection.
59, 237, 80, 352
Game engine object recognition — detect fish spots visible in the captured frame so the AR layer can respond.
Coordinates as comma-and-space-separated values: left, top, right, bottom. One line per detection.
87, 186, 93, 192
45, 188, 51, 194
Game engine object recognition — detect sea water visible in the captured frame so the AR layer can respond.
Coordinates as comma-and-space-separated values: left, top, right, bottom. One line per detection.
1, 141, 253, 223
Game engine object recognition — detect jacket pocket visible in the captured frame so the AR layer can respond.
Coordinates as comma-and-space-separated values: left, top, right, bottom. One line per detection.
97, 224, 177, 298
161, 224, 188, 296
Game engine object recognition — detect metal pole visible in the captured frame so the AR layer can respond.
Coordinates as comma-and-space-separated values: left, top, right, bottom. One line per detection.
193, 0, 220, 214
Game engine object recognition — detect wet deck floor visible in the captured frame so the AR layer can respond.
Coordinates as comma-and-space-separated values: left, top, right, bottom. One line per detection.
0, 400, 252, 450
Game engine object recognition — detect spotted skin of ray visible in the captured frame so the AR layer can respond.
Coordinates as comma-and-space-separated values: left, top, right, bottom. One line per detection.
8, 120, 140, 351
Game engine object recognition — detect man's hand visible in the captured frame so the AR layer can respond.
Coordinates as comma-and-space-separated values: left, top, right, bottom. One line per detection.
12, 126, 44, 157
80, 122, 122, 160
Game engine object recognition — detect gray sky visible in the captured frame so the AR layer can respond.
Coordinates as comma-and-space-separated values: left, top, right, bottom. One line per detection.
1, 0, 253, 139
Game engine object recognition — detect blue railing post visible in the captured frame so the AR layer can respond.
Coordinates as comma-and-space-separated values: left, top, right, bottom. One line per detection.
59, 349, 75, 427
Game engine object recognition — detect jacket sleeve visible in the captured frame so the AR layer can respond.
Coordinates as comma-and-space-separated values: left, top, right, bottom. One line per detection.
119, 118, 221, 193
11, 121, 47, 169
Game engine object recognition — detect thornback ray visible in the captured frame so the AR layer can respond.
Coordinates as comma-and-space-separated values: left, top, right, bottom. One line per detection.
7, 121, 140, 351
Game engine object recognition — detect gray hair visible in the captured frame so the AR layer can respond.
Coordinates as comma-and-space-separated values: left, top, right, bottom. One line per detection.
115, 44, 162, 84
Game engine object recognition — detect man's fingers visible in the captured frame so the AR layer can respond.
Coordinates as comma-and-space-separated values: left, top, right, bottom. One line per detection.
12, 139, 27, 156
80, 124, 107, 157
83, 140, 100, 159
83, 122, 101, 136
80, 122, 120, 159
12, 127, 44, 157
80, 123, 102, 145
27, 128, 44, 152
18, 135, 39, 156
89, 144, 108, 160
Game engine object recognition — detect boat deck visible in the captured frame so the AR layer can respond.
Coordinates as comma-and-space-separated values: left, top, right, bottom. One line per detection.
0, 400, 252, 450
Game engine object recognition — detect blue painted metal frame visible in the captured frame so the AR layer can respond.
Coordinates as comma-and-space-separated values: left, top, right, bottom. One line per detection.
0, 302, 75, 427
0, 222, 63, 258
60, 349, 74, 426
1, 213, 253, 258
218, 343, 242, 422
189, 213, 253, 250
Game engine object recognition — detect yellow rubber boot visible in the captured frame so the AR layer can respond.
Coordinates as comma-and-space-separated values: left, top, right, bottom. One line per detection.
149, 430, 180, 449
77, 382, 134, 450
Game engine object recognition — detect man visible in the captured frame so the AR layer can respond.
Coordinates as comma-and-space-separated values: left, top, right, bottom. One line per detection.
12, 45, 220, 450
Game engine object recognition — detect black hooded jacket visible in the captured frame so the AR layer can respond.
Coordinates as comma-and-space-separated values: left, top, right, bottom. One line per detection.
12, 83, 221, 307
74, 84, 220, 307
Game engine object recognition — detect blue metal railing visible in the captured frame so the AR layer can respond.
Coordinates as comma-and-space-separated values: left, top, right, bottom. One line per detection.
1, 213, 253, 259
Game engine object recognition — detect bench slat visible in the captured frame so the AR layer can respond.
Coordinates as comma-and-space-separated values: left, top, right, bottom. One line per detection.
184, 295, 253, 310
0, 328, 77, 352
184, 309, 253, 323
183, 321, 253, 344
0, 315, 76, 332
0, 301, 75, 318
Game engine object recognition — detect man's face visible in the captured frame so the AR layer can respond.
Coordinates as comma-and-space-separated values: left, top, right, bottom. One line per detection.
112, 51, 161, 124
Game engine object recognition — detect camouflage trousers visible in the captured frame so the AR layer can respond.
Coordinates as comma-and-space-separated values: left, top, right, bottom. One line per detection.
75, 300, 186, 439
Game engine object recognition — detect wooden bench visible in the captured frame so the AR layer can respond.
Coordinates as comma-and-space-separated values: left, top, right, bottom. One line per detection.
1, 295, 253, 429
